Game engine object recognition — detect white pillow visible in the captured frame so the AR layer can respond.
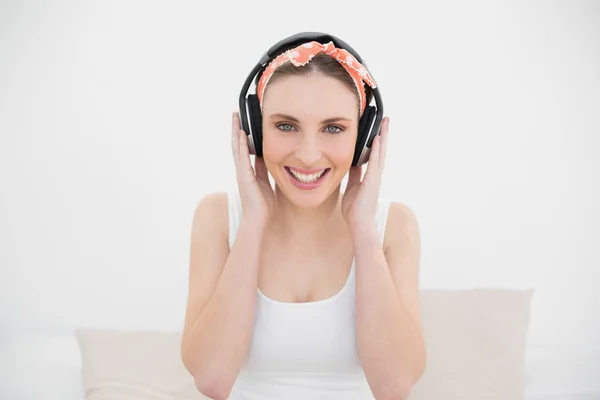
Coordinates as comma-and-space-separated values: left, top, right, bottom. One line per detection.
410, 288, 534, 400
0, 332, 84, 400
76, 329, 209, 400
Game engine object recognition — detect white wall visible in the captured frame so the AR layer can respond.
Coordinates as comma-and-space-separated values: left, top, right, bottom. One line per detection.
1, 1, 598, 399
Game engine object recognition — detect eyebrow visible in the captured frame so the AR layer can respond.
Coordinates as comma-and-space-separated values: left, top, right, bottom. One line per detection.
268, 113, 353, 124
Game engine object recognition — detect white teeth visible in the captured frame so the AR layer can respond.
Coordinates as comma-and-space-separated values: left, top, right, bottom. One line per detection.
288, 168, 326, 183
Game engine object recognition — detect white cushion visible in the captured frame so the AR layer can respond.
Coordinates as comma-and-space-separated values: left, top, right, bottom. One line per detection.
0, 333, 85, 400
76, 329, 209, 399
410, 288, 534, 400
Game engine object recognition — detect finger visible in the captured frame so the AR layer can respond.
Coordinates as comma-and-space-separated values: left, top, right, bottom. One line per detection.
363, 136, 382, 187
231, 112, 240, 163
238, 129, 255, 175
367, 134, 380, 172
379, 117, 389, 170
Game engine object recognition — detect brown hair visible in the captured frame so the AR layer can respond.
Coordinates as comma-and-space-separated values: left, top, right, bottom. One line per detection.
260, 52, 373, 120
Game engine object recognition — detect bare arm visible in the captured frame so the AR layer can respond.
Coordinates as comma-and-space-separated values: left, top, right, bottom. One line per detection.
181, 192, 267, 399
354, 202, 426, 400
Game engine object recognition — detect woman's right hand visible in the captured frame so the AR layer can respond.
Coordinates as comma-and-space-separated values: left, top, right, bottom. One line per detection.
231, 111, 275, 224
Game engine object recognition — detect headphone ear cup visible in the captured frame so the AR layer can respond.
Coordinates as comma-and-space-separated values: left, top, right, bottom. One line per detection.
353, 106, 377, 166
246, 94, 263, 158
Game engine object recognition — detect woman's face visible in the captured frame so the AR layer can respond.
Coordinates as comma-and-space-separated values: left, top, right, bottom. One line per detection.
260, 74, 359, 208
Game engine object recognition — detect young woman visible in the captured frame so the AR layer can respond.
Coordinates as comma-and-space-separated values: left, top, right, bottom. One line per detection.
181, 34, 426, 400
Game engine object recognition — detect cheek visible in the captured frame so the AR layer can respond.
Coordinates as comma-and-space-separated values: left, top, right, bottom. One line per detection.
261, 129, 286, 161
329, 134, 357, 166
327, 144, 353, 165
261, 130, 289, 177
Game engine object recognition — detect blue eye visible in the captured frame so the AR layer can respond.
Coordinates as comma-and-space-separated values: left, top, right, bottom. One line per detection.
276, 123, 295, 132
325, 125, 343, 134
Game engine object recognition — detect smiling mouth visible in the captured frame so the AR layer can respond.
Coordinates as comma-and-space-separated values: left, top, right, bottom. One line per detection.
284, 167, 330, 183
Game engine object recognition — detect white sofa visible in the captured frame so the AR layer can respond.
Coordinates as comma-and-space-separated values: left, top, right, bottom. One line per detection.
2, 288, 542, 400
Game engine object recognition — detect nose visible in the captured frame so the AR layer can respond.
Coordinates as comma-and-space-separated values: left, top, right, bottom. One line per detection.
294, 134, 322, 165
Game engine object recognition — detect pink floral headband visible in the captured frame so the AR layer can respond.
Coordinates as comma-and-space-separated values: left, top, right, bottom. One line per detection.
256, 40, 377, 116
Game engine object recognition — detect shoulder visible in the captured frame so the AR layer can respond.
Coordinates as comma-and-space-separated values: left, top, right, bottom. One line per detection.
193, 192, 229, 219
382, 201, 420, 253
191, 192, 230, 245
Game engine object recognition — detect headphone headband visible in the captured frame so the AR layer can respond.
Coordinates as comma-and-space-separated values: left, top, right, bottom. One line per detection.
264, 32, 365, 64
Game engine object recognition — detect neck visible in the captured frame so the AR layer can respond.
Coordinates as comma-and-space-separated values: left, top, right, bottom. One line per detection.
266, 185, 347, 244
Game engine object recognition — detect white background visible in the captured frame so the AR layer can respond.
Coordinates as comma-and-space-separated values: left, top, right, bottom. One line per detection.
1, 0, 599, 399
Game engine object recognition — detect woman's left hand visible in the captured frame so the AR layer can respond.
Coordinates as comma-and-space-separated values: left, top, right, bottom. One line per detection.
342, 116, 390, 231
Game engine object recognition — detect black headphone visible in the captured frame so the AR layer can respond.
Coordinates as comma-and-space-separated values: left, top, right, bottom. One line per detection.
238, 32, 384, 167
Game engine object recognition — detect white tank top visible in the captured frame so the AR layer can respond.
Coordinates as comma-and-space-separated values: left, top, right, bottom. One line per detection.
226, 190, 393, 400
